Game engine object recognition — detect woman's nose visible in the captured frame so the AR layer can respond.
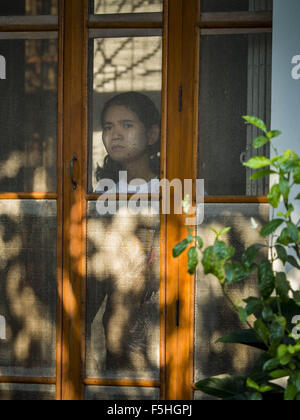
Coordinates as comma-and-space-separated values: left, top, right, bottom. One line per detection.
111, 126, 123, 140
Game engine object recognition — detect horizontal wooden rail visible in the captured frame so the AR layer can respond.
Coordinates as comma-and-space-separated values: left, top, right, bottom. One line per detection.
83, 378, 160, 388
204, 196, 268, 204
0, 377, 56, 385
199, 11, 272, 28
0, 193, 57, 200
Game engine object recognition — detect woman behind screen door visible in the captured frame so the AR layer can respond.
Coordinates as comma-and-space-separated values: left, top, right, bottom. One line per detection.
88, 92, 161, 376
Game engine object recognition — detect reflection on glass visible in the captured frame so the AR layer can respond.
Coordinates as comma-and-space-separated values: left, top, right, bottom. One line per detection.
0, 384, 55, 400
91, 0, 163, 14
86, 202, 160, 380
0, 37, 57, 193
194, 204, 269, 390
85, 386, 160, 400
89, 36, 162, 193
201, 0, 273, 12
0, 0, 58, 15
198, 33, 271, 196
0, 200, 57, 377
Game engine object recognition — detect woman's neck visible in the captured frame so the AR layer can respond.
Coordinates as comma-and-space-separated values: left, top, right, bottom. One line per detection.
121, 155, 156, 183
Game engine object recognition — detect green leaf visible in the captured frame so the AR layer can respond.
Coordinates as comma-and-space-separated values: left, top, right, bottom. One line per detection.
277, 228, 292, 246
224, 261, 251, 285
275, 272, 290, 302
267, 130, 282, 139
242, 245, 260, 268
268, 184, 281, 208
253, 136, 269, 149
195, 374, 246, 399
219, 227, 231, 237
195, 236, 203, 250
246, 378, 260, 391
269, 316, 286, 342
287, 222, 299, 242
173, 239, 189, 258
263, 358, 280, 372
242, 115, 267, 133
269, 370, 291, 379
279, 177, 290, 200
238, 307, 248, 324
260, 219, 284, 237
275, 245, 288, 262
213, 240, 229, 259
202, 246, 225, 282
244, 297, 263, 318
243, 156, 272, 170
250, 392, 263, 400
293, 167, 300, 184
258, 261, 275, 299
187, 246, 199, 275
287, 255, 300, 269
217, 329, 267, 351
284, 384, 298, 401
250, 169, 276, 180
291, 372, 300, 391
254, 319, 269, 345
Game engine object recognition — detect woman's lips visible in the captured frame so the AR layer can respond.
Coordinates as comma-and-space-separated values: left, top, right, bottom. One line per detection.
111, 145, 125, 151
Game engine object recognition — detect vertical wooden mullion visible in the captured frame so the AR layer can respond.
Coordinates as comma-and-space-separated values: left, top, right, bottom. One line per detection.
177, 0, 199, 400
56, 0, 65, 401
62, 0, 86, 401
159, 0, 169, 402
165, 0, 199, 400
165, 0, 183, 401
180, 0, 200, 400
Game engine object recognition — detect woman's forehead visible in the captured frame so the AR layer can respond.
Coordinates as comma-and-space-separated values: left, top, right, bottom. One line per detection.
103, 105, 139, 122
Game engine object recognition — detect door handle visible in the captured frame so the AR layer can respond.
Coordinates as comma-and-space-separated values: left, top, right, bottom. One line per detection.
70, 153, 78, 190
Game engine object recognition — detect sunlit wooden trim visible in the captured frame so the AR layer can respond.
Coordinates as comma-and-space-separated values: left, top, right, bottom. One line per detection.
83, 378, 160, 388
199, 11, 272, 28
0, 377, 56, 385
0, 193, 57, 200
86, 193, 160, 201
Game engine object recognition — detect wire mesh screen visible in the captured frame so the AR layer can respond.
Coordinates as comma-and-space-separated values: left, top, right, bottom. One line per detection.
90, 0, 163, 14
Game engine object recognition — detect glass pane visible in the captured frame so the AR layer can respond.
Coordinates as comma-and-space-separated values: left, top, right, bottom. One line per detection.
88, 32, 162, 193
0, 384, 55, 400
0, 0, 58, 15
91, 0, 163, 15
201, 0, 273, 12
198, 33, 272, 196
0, 35, 58, 193
86, 201, 160, 380
0, 200, 57, 377
85, 386, 160, 400
194, 204, 269, 396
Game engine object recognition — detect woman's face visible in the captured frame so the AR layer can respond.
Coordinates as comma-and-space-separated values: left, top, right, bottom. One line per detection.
102, 105, 151, 163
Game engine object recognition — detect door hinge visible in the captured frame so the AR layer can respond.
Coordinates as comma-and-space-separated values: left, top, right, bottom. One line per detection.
178, 84, 183, 113
176, 299, 180, 327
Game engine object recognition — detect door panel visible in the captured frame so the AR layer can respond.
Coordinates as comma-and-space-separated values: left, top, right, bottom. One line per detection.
0, 34, 58, 193
0, 200, 57, 378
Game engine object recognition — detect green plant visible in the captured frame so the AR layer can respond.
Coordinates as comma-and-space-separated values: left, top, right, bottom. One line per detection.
173, 116, 300, 400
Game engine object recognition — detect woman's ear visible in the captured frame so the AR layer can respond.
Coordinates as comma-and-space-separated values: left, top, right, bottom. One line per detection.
147, 125, 160, 146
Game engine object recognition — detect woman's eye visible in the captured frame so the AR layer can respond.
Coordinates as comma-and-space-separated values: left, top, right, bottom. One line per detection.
123, 123, 133, 129
103, 126, 112, 132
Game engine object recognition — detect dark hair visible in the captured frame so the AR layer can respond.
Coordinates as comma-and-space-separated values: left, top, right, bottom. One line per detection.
96, 92, 161, 183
